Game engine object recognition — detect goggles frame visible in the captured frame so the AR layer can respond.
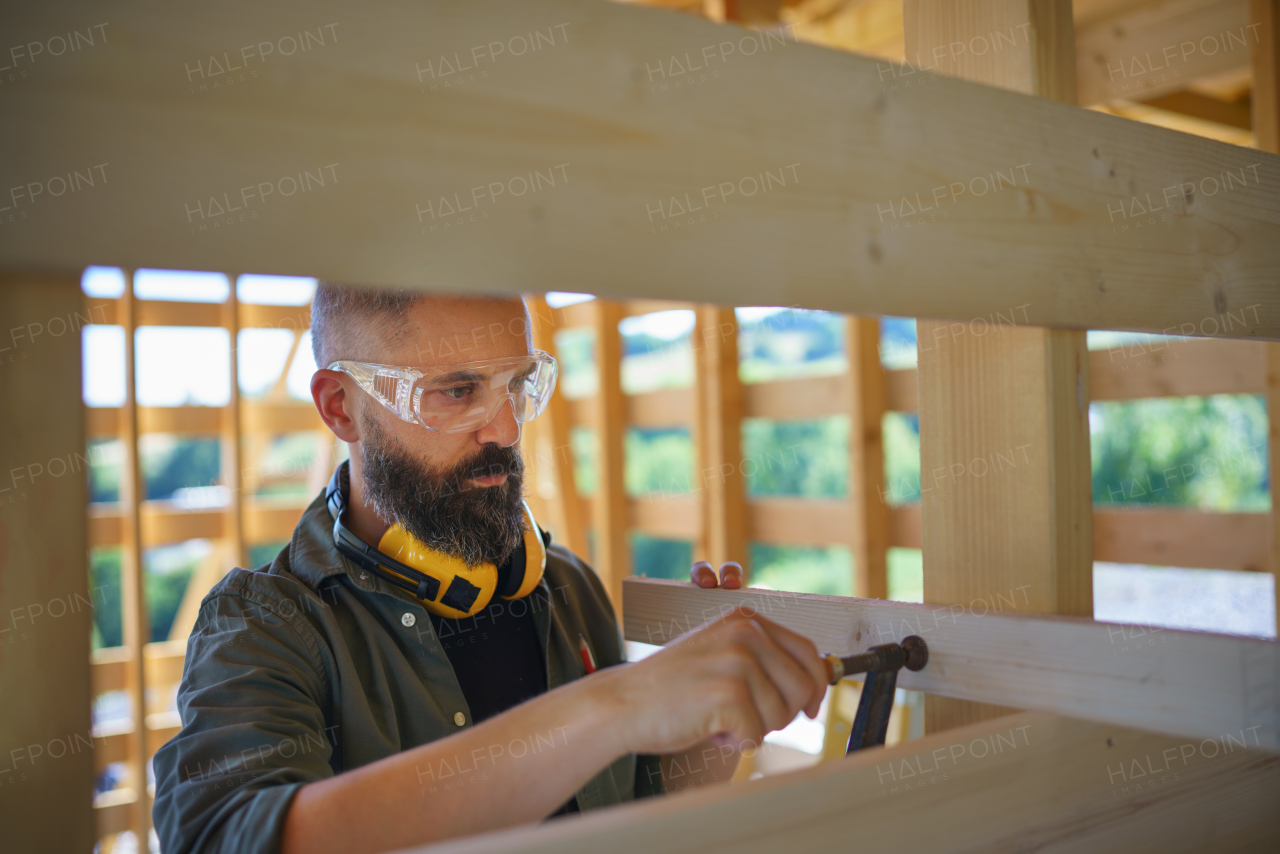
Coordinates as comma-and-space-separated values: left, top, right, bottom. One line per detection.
328, 351, 558, 434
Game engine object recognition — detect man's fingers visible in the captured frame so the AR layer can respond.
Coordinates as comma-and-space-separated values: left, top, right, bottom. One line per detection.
717, 561, 742, 589
727, 611, 828, 718
720, 620, 821, 732
690, 561, 718, 588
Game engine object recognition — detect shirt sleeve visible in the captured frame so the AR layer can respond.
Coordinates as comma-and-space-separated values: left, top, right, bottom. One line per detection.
152, 573, 335, 854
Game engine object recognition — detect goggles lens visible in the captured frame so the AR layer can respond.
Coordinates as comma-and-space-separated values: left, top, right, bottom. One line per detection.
329, 352, 558, 434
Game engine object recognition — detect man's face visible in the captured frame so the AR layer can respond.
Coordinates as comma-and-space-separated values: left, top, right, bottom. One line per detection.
353, 295, 533, 567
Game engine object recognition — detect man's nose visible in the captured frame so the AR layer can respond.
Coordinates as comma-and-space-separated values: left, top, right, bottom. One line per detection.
474, 397, 521, 447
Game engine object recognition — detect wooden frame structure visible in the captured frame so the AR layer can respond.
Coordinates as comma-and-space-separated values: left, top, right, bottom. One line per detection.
1, 0, 1278, 851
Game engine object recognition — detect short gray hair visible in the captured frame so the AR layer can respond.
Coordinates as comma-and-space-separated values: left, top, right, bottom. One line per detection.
309, 282, 420, 368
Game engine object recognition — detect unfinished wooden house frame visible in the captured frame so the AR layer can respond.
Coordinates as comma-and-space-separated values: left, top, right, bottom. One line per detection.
1, 0, 1278, 851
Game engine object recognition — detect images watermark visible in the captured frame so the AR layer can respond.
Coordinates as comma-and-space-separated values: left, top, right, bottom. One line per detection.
1, 444, 113, 507
1095, 23, 1260, 101
643, 25, 798, 95
184, 163, 340, 233
0, 727, 107, 788
876, 723, 1031, 797
1106, 163, 1263, 234
416, 23, 570, 92
0, 301, 108, 366
867, 585, 1034, 648
1106, 726, 1263, 798
1097, 441, 1264, 503
415, 163, 570, 236
183, 23, 340, 94
1, 162, 110, 227
877, 163, 1032, 234
0, 22, 109, 85
646, 163, 800, 235
416, 726, 571, 795
182, 725, 340, 790
1, 586, 109, 647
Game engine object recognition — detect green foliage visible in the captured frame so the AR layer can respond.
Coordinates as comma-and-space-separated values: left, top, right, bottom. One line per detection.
741, 417, 846, 497
632, 533, 692, 580
737, 309, 844, 383
249, 541, 289, 569
750, 543, 852, 597
626, 428, 693, 495
1091, 395, 1268, 510
90, 548, 122, 650
143, 436, 221, 500
554, 329, 596, 398
887, 547, 923, 603
883, 412, 921, 503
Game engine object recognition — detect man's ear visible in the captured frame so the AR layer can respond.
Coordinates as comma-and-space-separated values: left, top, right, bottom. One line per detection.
312, 370, 360, 443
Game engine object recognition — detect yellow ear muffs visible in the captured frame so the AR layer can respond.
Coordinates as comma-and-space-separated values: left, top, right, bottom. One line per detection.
375, 502, 546, 620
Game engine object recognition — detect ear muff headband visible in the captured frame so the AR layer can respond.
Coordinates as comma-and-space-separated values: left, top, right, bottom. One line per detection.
325, 462, 545, 619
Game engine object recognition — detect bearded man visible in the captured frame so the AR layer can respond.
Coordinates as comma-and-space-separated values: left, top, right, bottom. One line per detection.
153, 284, 828, 854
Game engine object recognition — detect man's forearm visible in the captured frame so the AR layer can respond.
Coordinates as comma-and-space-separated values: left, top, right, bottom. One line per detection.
282, 677, 625, 854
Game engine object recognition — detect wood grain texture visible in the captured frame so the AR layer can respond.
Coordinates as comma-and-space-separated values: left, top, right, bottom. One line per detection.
621, 577, 1280, 752
591, 300, 629, 612
846, 316, 888, 598
907, 0, 1093, 733
0, 274, 95, 854
1076, 0, 1252, 106
693, 306, 749, 576
1, 0, 1277, 338
417, 711, 1280, 854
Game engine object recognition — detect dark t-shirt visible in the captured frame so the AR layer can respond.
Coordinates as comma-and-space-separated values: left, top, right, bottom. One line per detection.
428, 541, 580, 816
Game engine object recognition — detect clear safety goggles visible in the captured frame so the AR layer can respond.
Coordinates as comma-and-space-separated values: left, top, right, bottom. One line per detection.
329, 351, 558, 434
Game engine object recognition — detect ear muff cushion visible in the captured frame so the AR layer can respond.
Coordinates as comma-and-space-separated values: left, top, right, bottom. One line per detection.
503, 502, 546, 601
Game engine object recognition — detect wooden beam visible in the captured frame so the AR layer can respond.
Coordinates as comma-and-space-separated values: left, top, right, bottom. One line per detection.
422, 710, 1280, 853
222, 280, 245, 570
527, 294, 589, 558
1253, 0, 1280, 636
1094, 508, 1269, 572
907, 0, 1093, 733
693, 307, 749, 576
0, 274, 95, 853
621, 577, 1280, 751
1139, 90, 1253, 130
4, 1, 1278, 339
91, 296, 310, 332
86, 401, 324, 438
116, 270, 152, 842
846, 316, 889, 598
1076, 0, 1253, 106
592, 300, 630, 612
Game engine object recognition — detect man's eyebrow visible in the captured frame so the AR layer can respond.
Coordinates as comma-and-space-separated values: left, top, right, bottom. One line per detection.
429, 369, 484, 384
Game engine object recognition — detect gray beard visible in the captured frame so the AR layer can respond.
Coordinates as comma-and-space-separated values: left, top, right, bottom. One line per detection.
358, 413, 526, 568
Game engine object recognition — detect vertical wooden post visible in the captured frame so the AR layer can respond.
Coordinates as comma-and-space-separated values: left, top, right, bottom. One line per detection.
222, 276, 245, 573
118, 269, 152, 840
0, 274, 94, 853
693, 306, 749, 578
591, 299, 629, 612
527, 294, 589, 559
1251, 0, 1280, 632
904, 0, 1093, 732
846, 316, 889, 600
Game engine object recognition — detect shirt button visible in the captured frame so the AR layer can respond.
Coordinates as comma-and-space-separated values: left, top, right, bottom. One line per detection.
453, 712, 466, 727
401, 613, 416, 627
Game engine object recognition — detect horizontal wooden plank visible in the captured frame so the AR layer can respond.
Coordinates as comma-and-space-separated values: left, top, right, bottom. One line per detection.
628, 495, 699, 540
1095, 508, 1270, 572
1076, 0, 1251, 107
1089, 337, 1267, 400
621, 577, 1280, 751
5, 0, 1277, 338
90, 297, 310, 331
88, 501, 308, 547
552, 299, 693, 331
743, 374, 846, 422
423, 712, 1280, 854
93, 790, 135, 838
88, 402, 323, 438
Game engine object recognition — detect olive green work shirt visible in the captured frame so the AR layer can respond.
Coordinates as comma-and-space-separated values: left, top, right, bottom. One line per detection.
152, 490, 663, 854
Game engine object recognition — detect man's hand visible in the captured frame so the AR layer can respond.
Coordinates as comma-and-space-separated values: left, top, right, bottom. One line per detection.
590, 606, 827, 759
689, 560, 742, 589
